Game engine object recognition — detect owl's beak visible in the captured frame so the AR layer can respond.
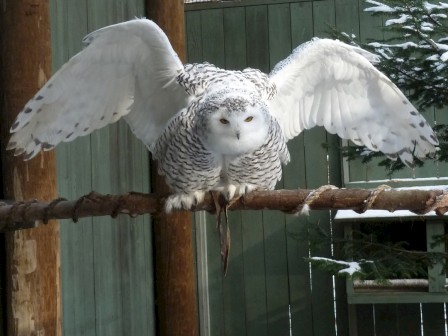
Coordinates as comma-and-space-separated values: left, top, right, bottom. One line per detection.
235, 131, 240, 140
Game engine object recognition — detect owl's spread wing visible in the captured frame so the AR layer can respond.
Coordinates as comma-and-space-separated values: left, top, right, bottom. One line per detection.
268, 38, 438, 164
8, 19, 189, 159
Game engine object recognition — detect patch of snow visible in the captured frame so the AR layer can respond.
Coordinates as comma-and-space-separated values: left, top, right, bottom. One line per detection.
385, 14, 411, 26
436, 62, 446, 70
335, 209, 442, 220
395, 185, 448, 191
427, 54, 440, 61
360, 148, 373, 156
365, 0, 396, 12
441, 52, 448, 61
403, 25, 417, 31
435, 42, 448, 50
350, 176, 448, 183
310, 257, 364, 276
424, 1, 448, 12
421, 22, 434, 31
369, 41, 419, 49
431, 13, 448, 19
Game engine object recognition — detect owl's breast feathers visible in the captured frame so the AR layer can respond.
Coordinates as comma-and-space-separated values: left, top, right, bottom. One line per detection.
153, 67, 289, 193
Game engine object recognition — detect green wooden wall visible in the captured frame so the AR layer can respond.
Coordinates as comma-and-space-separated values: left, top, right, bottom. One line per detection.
186, 1, 448, 336
50, 1, 155, 335
187, 2, 343, 335
46, 0, 448, 335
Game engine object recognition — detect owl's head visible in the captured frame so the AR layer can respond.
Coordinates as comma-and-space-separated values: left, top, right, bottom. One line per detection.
198, 88, 271, 156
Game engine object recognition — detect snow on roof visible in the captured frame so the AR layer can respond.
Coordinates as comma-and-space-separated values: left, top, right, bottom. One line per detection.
335, 185, 448, 221
335, 209, 438, 220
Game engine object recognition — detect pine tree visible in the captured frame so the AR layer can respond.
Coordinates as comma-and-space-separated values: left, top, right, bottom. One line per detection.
310, 0, 448, 281
332, 0, 448, 174
307, 222, 448, 281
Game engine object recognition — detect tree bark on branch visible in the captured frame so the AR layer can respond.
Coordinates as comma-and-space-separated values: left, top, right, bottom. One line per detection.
0, 187, 446, 232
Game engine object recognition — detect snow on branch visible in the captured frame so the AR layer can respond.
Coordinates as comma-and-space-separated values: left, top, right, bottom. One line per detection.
309, 257, 368, 277
0, 186, 448, 232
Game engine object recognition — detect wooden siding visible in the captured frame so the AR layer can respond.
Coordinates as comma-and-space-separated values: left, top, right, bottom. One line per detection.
50, 1, 155, 335
187, 3, 342, 336
186, 2, 448, 336
45, 0, 448, 335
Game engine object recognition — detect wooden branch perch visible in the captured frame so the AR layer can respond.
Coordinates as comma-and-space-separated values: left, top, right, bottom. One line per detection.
0, 186, 447, 232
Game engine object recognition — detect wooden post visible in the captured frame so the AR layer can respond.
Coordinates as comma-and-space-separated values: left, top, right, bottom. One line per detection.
0, 2, 61, 335
147, 1, 199, 336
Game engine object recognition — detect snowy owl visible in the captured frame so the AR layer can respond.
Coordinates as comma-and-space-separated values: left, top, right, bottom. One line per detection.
7, 19, 438, 212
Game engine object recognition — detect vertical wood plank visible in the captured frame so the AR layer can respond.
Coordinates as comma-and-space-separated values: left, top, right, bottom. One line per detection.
245, 5, 270, 73
224, 7, 247, 70
221, 7, 248, 336
222, 211, 247, 336
263, 5, 292, 336
356, 305, 375, 336
427, 221, 446, 292
313, 0, 335, 38
201, 9, 225, 68
262, 214, 290, 336
117, 121, 154, 335
396, 304, 422, 336
242, 212, 268, 336
86, 4, 124, 335
268, 4, 292, 68
243, 7, 270, 336
186, 11, 203, 63
286, 5, 315, 336
197, 184, 224, 329
307, 2, 338, 336
335, 0, 360, 35
291, 2, 313, 47
52, 1, 97, 334
422, 303, 446, 336
374, 304, 399, 336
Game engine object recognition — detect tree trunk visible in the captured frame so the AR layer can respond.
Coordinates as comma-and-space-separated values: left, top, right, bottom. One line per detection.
146, 1, 199, 336
0, 2, 61, 335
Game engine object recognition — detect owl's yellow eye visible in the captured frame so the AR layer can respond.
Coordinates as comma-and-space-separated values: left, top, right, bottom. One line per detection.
244, 116, 254, 122
220, 118, 229, 124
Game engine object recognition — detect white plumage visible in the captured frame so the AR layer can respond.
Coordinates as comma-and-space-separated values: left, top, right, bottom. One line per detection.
8, 19, 438, 211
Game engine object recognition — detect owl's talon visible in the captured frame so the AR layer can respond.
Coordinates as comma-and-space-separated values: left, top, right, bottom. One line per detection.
223, 185, 237, 201
165, 191, 206, 213
193, 191, 205, 206
242, 184, 257, 196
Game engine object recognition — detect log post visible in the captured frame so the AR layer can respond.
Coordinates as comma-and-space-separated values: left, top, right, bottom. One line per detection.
0, 2, 61, 335
146, 1, 199, 336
